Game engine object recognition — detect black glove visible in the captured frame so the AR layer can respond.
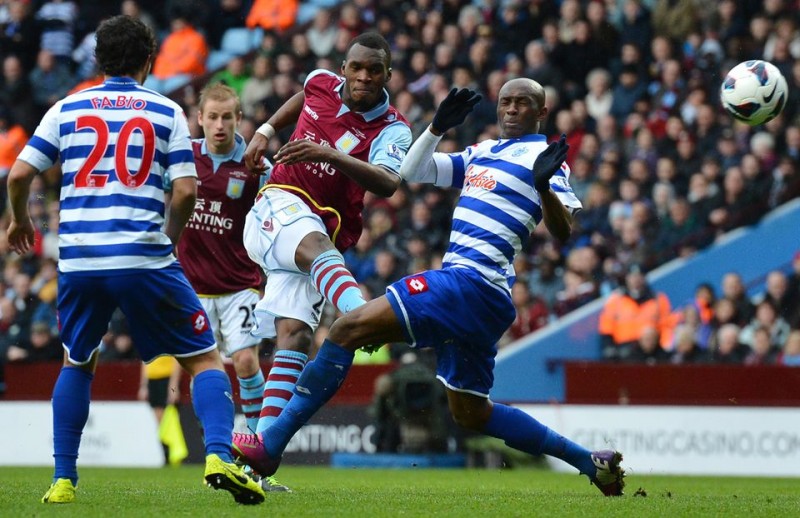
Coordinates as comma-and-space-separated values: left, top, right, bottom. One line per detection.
533, 134, 569, 193
431, 88, 483, 133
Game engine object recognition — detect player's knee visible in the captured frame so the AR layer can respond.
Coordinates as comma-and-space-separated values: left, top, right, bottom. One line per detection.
295, 232, 335, 271
231, 347, 261, 378
449, 401, 492, 432
276, 320, 314, 353
450, 408, 486, 432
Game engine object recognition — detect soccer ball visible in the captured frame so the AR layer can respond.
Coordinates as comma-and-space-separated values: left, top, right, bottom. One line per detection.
720, 60, 788, 126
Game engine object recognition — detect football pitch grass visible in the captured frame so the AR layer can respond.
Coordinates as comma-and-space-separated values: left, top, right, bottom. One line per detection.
2, 465, 798, 517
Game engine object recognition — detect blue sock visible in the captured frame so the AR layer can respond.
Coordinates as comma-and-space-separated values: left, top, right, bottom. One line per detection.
52, 367, 94, 485
192, 369, 235, 462
262, 339, 354, 457
310, 250, 366, 313
237, 370, 265, 433
256, 350, 308, 434
483, 404, 596, 476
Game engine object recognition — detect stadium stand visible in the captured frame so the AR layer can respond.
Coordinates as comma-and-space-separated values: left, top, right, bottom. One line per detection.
2, 0, 800, 400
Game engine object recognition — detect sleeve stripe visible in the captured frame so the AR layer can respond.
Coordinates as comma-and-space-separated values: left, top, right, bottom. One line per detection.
27, 136, 59, 162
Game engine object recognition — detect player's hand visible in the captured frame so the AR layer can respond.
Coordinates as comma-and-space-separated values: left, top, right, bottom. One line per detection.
7, 218, 35, 255
274, 139, 332, 166
431, 88, 483, 134
244, 132, 271, 174
533, 134, 569, 193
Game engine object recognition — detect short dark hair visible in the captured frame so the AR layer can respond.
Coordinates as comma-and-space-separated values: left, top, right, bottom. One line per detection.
345, 32, 392, 68
95, 15, 157, 77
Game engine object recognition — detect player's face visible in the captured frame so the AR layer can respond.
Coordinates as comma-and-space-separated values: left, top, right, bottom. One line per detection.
497, 82, 547, 139
198, 97, 241, 154
341, 43, 391, 112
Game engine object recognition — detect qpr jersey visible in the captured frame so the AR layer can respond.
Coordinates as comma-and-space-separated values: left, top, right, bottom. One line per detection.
266, 69, 412, 251
16, 77, 196, 273
431, 134, 582, 291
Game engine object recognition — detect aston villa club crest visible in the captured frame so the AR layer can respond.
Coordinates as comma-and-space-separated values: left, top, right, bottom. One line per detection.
335, 131, 360, 154
226, 178, 245, 199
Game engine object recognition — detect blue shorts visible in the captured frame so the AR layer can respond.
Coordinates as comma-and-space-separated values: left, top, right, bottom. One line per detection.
386, 267, 515, 397
57, 263, 216, 364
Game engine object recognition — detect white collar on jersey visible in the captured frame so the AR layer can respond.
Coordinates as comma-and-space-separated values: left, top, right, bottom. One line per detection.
198, 132, 246, 161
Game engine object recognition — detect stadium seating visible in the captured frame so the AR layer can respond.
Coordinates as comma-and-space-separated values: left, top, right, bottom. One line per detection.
206, 27, 264, 72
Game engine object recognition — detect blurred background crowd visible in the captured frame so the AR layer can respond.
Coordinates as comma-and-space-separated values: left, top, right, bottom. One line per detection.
2, 0, 800, 383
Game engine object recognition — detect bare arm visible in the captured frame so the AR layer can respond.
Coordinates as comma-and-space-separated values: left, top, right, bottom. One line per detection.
6, 159, 40, 254
245, 91, 306, 172
539, 188, 573, 241
164, 176, 197, 248
273, 139, 400, 197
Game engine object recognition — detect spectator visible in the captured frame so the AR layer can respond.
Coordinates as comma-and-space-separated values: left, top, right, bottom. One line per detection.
744, 325, 780, 366
528, 257, 565, 312
654, 196, 703, 263
609, 64, 646, 124
0, 296, 23, 363
35, 0, 78, 65
306, 8, 337, 59
711, 323, 749, 364
210, 55, 249, 97
363, 250, 403, 301
0, 106, 28, 178
0, 55, 38, 135
240, 55, 273, 119
28, 49, 73, 112
151, 11, 208, 80
598, 267, 672, 360
120, 0, 158, 37
204, 0, 246, 50
708, 166, 761, 236
670, 325, 710, 364
71, 29, 97, 81
753, 270, 796, 323
501, 282, 549, 347
6, 320, 62, 363
343, 228, 378, 283
628, 325, 670, 364
652, 0, 699, 43
245, 0, 297, 33
779, 329, 800, 367
522, 40, 563, 89
0, 0, 41, 70
739, 300, 791, 351
720, 272, 754, 327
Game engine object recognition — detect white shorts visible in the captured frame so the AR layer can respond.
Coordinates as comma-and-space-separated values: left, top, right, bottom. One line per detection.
243, 188, 327, 338
200, 290, 261, 357
243, 188, 327, 272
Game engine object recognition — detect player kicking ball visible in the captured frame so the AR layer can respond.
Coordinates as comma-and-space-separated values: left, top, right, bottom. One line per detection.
233, 80, 625, 496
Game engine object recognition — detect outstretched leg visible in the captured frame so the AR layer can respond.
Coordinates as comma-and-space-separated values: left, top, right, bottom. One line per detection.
447, 390, 624, 496
234, 297, 403, 476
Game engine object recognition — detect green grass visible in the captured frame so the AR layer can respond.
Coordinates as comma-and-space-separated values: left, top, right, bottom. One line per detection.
1, 466, 798, 517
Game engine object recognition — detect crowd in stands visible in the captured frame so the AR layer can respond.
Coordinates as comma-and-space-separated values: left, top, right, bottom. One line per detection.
3, 0, 800, 380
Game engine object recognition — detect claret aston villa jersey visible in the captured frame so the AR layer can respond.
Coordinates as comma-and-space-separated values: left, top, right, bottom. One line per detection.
266, 69, 411, 251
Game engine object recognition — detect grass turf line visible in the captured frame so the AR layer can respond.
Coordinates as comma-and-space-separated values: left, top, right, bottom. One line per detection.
1, 466, 798, 517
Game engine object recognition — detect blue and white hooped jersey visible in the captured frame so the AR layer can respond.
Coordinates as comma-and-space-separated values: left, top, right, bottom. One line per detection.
431, 134, 582, 291
17, 77, 196, 273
